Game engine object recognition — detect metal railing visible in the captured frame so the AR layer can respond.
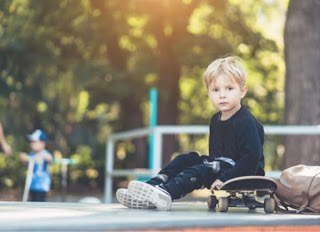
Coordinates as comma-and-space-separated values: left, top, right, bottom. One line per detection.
104, 125, 320, 203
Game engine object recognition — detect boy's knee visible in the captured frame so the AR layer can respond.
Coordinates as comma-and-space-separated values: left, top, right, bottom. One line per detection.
174, 151, 199, 162
188, 151, 200, 158
175, 169, 203, 187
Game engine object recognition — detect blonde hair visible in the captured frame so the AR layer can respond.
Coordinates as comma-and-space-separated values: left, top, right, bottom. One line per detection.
203, 56, 247, 88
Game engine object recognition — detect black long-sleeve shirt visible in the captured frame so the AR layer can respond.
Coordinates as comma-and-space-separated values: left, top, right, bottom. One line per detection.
209, 106, 265, 182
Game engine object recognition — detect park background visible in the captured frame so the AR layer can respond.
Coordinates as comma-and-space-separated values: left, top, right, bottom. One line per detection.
0, 0, 319, 201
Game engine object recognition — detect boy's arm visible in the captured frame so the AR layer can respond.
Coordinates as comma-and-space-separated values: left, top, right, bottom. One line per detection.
0, 122, 12, 156
208, 114, 217, 156
218, 122, 263, 182
209, 122, 214, 156
20, 152, 29, 163
42, 153, 53, 163
34, 151, 53, 163
20, 152, 53, 163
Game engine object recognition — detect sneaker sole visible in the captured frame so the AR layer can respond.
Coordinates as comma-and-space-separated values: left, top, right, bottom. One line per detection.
116, 188, 156, 209
128, 181, 172, 211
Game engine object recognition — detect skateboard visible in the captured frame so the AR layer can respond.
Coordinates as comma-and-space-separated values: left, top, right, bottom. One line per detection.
207, 176, 277, 213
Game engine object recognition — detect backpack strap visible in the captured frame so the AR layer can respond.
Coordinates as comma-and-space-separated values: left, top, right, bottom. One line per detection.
273, 194, 317, 214
274, 194, 299, 213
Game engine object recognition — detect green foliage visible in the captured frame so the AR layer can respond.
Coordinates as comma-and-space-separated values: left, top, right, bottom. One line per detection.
0, 151, 25, 189
177, 0, 286, 170
69, 145, 100, 188
0, 0, 287, 195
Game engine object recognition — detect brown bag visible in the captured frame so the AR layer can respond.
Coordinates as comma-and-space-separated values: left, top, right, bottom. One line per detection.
274, 165, 320, 213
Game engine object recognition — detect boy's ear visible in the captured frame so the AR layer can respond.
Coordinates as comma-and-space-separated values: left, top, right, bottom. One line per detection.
240, 86, 248, 99
205, 86, 210, 95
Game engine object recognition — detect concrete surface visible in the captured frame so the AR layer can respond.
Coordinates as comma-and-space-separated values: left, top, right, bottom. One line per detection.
0, 201, 319, 231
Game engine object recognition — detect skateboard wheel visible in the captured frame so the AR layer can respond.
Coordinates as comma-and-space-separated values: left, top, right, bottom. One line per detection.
218, 197, 228, 212
207, 195, 217, 209
264, 198, 275, 213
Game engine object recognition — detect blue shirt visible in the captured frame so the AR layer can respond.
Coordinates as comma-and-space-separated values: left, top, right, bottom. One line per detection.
28, 149, 53, 192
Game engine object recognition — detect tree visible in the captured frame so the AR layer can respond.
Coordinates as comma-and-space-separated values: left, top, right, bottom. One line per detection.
0, 0, 110, 189
283, 0, 320, 168
55, 0, 281, 168
88, 0, 151, 168
0, 0, 285, 192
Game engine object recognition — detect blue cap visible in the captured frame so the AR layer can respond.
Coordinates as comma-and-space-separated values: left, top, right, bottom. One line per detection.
27, 129, 48, 142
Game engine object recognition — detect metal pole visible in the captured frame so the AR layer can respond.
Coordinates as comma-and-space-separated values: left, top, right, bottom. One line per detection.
152, 127, 162, 176
105, 138, 114, 203
61, 159, 69, 202
148, 88, 158, 170
22, 159, 35, 202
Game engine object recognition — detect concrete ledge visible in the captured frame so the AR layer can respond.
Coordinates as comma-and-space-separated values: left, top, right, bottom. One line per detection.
0, 201, 319, 231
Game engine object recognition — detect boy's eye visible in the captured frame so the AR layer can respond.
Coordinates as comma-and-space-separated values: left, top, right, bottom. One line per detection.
228, 87, 233, 91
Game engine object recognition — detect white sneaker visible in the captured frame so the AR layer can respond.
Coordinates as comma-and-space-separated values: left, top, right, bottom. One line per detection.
116, 188, 156, 209
128, 181, 172, 211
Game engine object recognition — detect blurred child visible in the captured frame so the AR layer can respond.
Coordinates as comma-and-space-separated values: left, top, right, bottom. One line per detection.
20, 129, 53, 202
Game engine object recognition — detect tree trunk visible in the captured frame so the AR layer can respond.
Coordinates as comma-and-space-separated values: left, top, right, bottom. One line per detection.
148, 2, 182, 166
283, 0, 320, 168
158, 39, 181, 166
121, 96, 148, 168
108, 36, 148, 168
149, 0, 201, 166
90, 0, 148, 168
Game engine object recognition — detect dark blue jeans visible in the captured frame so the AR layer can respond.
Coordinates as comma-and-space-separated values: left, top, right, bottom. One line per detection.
148, 152, 232, 200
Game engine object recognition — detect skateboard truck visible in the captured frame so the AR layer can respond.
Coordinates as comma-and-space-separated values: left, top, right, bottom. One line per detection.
207, 176, 277, 213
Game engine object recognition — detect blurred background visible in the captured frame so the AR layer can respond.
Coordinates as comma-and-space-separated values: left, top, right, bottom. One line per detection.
0, 0, 319, 202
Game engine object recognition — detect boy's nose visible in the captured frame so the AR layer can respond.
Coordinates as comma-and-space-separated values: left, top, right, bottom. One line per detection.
219, 90, 226, 97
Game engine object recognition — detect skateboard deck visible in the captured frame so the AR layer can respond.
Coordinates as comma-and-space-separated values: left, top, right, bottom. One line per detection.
220, 176, 277, 192
207, 176, 277, 213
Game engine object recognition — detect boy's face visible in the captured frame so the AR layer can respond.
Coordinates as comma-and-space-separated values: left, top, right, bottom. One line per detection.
30, 140, 46, 152
207, 74, 247, 120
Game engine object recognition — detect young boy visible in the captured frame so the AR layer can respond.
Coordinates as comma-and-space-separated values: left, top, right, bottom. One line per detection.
116, 56, 265, 210
20, 129, 53, 202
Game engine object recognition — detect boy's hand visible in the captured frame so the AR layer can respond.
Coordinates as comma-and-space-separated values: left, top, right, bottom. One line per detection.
210, 179, 224, 194
33, 152, 53, 163
20, 152, 29, 162
2, 142, 12, 156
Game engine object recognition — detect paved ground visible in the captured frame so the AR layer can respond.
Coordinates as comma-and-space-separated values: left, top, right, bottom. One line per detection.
0, 201, 320, 231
